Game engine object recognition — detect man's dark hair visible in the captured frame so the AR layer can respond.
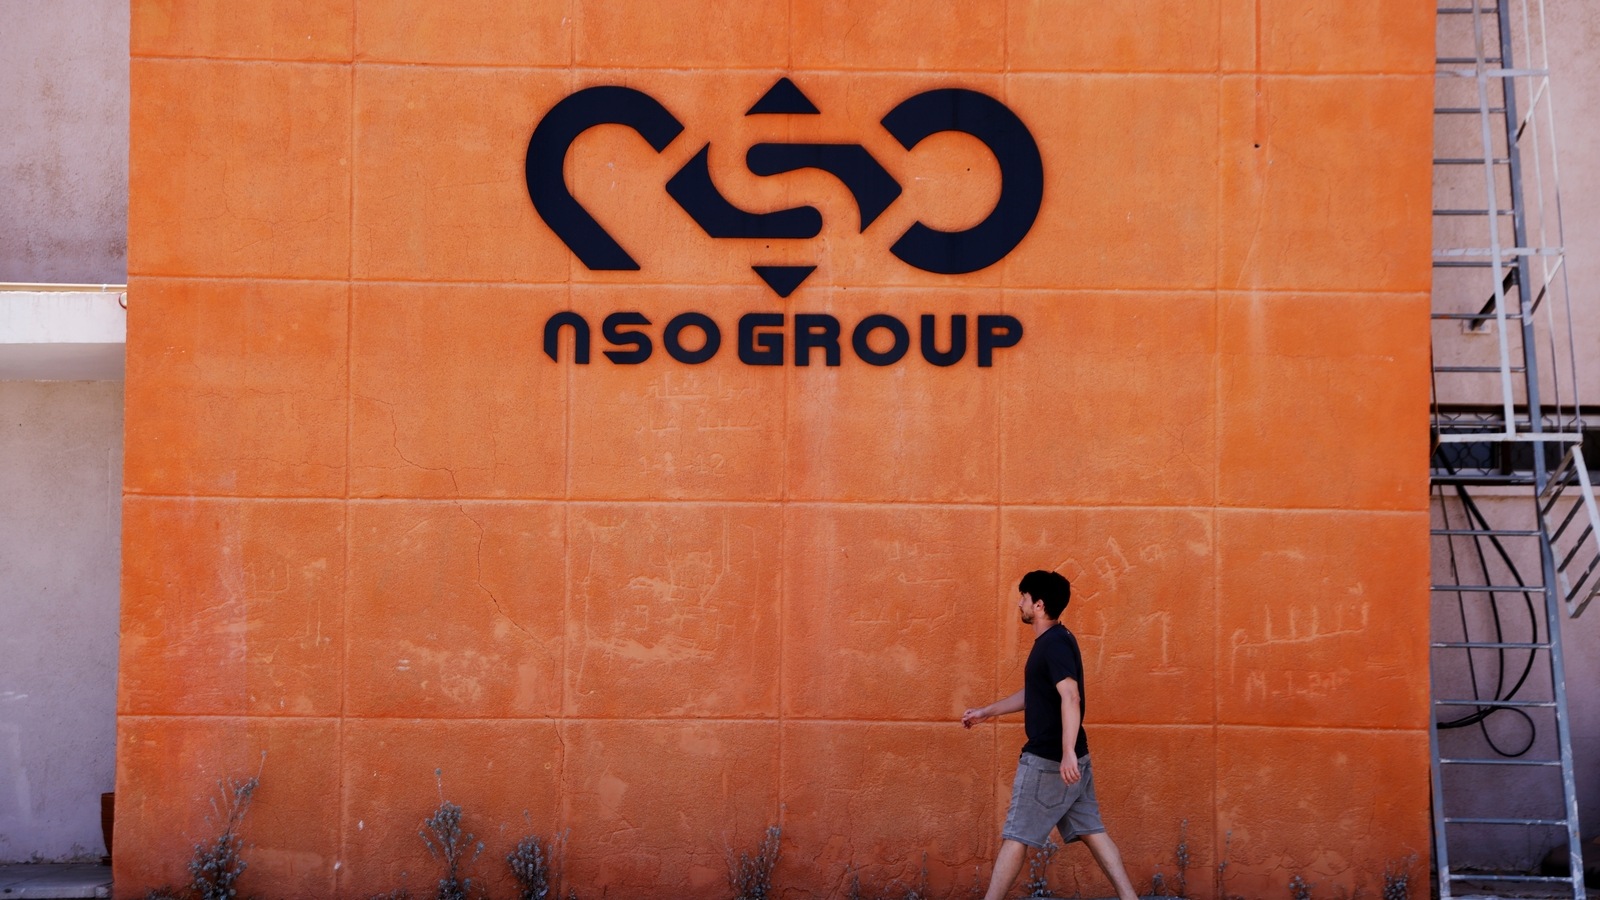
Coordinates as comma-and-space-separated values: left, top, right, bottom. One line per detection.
1019, 570, 1071, 620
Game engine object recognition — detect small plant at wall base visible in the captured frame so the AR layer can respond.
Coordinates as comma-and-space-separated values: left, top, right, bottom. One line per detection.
1025, 840, 1059, 898
1151, 819, 1192, 898
1214, 830, 1244, 900
142, 772, 261, 900
1382, 855, 1416, 900
419, 771, 485, 900
508, 827, 576, 900
1173, 820, 1191, 898
192, 775, 260, 900
727, 825, 781, 900
1289, 873, 1315, 900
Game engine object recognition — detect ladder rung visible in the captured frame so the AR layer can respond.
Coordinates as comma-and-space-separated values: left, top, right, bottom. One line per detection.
1433, 366, 1528, 374
1438, 57, 1504, 64
1431, 584, 1544, 593
1431, 528, 1541, 536
1549, 499, 1589, 543
1556, 527, 1595, 567
1431, 474, 1538, 487
1444, 816, 1568, 826
1438, 757, 1562, 766
1434, 158, 1511, 165
1435, 698, 1555, 708
1434, 247, 1560, 258
1432, 641, 1550, 649
1447, 873, 1577, 883
1431, 312, 1529, 322
1437, 6, 1501, 13
1439, 66, 1551, 78
1435, 107, 1508, 114
1432, 262, 1507, 269
1562, 556, 1600, 604
1434, 209, 1516, 216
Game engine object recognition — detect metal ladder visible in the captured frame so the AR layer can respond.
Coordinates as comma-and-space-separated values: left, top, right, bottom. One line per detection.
1429, 1, 1595, 897
1430, 444, 1589, 899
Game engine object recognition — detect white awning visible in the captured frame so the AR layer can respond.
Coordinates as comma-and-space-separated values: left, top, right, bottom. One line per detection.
0, 284, 127, 381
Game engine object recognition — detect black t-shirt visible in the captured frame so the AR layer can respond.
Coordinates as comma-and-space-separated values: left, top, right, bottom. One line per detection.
1021, 622, 1090, 762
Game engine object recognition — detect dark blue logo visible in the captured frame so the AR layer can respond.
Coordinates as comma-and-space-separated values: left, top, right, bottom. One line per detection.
526, 79, 1044, 297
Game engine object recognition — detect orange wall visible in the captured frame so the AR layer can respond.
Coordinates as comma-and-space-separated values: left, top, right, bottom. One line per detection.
120, 1, 1436, 897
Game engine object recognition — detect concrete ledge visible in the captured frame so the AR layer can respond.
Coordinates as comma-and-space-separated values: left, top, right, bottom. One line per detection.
0, 289, 126, 382
0, 863, 111, 899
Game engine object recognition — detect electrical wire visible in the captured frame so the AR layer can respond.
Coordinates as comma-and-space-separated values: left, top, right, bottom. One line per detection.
1433, 449, 1542, 757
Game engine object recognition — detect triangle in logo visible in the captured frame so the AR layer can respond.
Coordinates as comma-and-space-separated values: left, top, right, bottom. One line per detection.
746, 78, 821, 116
752, 265, 817, 298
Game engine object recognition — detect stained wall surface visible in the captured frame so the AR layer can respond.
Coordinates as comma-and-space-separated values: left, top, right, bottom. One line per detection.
119, 2, 1435, 898
0, 381, 123, 862
0, 0, 129, 284
1548, 2, 1600, 402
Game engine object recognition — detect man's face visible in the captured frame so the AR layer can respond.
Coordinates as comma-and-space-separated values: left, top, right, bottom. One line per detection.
1018, 591, 1037, 624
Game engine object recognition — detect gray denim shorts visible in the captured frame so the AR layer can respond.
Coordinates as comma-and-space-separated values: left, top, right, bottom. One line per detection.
1001, 751, 1106, 849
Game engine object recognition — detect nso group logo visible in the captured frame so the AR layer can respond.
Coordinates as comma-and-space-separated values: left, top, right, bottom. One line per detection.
525, 78, 1042, 368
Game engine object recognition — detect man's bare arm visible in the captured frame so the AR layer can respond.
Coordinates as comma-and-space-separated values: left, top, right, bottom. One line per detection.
1058, 676, 1082, 784
962, 689, 1025, 728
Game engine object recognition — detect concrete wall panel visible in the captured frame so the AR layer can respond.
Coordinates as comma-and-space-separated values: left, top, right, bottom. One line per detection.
0, 381, 123, 862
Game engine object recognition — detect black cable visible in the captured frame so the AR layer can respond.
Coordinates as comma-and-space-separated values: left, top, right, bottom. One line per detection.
1437, 483, 1500, 725
1450, 478, 1542, 731
1432, 448, 1541, 757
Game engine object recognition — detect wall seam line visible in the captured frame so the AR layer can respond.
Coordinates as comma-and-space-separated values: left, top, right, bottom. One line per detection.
558, 0, 575, 851
126, 55, 1433, 78
336, 21, 356, 893
118, 493, 1436, 517
116, 273, 1437, 298
776, 0, 792, 840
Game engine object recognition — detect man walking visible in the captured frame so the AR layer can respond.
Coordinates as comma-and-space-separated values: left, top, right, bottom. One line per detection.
962, 570, 1139, 900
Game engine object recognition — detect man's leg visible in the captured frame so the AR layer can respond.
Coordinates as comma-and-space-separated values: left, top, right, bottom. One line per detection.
1079, 831, 1139, 900
982, 838, 1030, 900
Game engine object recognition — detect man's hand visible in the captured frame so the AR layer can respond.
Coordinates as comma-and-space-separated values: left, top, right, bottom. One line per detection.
963, 689, 1024, 729
1060, 755, 1081, 785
